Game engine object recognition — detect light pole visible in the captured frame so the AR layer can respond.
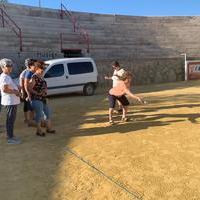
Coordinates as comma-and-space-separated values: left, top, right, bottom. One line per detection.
180, 53, 187, 81
39, 0, 41, 7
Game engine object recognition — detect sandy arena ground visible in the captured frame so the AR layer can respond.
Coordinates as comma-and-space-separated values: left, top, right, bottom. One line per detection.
1, 80, 200, 200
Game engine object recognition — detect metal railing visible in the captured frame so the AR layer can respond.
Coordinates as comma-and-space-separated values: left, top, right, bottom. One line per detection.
0, 7, 22, 51
60, 32, 63, 51
60, 3, 90, 53
60, 3, 77, 32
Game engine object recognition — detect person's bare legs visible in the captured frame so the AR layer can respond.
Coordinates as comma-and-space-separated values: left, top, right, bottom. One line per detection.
24, 111, 29, 123
122, 106, 128, 121
46, 119, 56, 133
27, 111, 36, 127
109, 108, 114, 123
36, 122, 45, 136
29, 111, 34, 121
117, 100, 122, 111
41, 118, 46, 127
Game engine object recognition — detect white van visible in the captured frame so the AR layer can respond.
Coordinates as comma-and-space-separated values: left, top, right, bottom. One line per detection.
44, 57, 98, 96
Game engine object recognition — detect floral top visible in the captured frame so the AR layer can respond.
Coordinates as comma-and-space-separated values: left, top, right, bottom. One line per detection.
31, 74, 47, 102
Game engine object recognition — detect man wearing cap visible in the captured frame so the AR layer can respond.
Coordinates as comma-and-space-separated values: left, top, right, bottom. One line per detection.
0, 58, 21, 144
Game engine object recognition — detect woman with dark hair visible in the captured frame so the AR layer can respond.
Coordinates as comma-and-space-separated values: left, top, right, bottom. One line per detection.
29, 61, 55, 136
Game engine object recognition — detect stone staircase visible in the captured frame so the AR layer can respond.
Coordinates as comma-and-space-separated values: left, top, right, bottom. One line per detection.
2, 3, 200, 61
1, 3, 200, 84
0, 3, 86, 57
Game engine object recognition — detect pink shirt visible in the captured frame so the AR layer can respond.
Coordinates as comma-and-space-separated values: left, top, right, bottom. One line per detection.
109, 81, 127, 96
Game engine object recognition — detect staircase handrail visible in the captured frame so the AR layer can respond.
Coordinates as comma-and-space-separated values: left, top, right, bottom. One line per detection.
0, 7, 22, 51
60, 3, 90, 53
79, 28, 90, 53
60, 3, 77, 32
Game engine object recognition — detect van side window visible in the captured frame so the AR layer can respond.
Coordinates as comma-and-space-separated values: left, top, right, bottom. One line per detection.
67, 62, 93, 75
44, 64, 64, 78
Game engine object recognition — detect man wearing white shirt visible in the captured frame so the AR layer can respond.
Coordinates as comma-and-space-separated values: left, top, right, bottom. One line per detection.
112, 68, 126, 87
0, 58, 21, 144
105, 61, 124, 112
105, 61, 124, 85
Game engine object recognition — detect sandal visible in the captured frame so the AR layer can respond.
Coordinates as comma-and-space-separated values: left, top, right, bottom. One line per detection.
117, 109, 123, 113
46, 129, 56, 134
121, 117, 129, 122
109, 120, 115, 125
36, 132, 46, 137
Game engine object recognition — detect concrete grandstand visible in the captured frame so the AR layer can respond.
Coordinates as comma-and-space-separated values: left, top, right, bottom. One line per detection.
0, 3, 200, 84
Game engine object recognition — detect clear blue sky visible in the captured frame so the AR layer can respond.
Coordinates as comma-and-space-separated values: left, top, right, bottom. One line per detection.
8, 0, 200, 16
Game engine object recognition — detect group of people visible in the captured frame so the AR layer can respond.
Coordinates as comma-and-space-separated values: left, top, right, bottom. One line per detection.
0, 58, 55, 145
0, 57, 142, 144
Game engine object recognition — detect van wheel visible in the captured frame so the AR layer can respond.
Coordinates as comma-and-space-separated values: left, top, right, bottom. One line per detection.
83, 83, 95, 96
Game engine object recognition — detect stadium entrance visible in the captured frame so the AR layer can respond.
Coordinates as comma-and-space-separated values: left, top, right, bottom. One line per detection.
62, 49, 82, 58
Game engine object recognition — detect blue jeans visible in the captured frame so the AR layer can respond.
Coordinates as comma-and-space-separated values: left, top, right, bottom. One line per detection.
5, 105, 17, 139
31, 100, 51, 123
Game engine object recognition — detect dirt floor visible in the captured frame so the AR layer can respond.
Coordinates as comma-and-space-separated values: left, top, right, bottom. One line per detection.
1, 80, 200, 200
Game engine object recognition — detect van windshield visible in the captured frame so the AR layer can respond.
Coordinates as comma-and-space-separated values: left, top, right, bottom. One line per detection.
44, 64, 64, 78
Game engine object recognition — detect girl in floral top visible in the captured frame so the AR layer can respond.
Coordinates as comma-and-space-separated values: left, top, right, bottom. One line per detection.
30, 61, 55, 136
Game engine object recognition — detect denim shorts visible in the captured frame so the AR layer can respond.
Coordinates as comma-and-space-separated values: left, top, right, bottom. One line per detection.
108, 94, 129, 108
31, 100, 51, 123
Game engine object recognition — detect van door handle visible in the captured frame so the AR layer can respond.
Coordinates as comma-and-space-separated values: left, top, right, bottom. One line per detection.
66, 76, 69, 79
